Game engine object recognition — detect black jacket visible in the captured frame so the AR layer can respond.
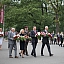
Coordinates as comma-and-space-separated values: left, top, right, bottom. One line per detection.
30, 30, 38, 43
42, 30, 49, 43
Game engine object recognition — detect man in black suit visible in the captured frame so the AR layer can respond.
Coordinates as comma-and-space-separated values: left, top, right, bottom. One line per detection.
30, 26, 38, 57
41, 26, 53, 56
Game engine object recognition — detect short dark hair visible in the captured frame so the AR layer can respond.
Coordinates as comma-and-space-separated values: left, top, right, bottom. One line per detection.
24, 26, 28, 28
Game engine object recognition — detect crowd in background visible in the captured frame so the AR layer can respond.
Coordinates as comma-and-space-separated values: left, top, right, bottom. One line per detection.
50, 31, 64, 47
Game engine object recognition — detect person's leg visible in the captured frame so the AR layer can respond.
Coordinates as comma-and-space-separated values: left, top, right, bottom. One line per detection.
23, 43, 25, 55
14, 44, 17, 56
46, 43, 53, 56
31, 49, 33, 56
54, 39, 55, 45
25, 42, 28, 55
14, 44, 18, 58
19, 50, 22, 56
59, 40, 61, 46
0, 45, 2, 50
0, 39, 2, 49
31, 43, 34, 55
33, 43, 36, 57
35, 43, 37, 48
8, 42, 10, 48
31, 42, 36, 57
46, 43, 51, 55
61, 40, 63, 47
9, 44, 13, 57
22, 50, 24, 58
58, 38, 60, 45
41, 43, 45, 56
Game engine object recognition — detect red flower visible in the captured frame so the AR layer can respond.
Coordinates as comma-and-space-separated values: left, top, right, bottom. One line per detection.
48, 33, 52, 38
36, 33, 38, 37
40, 32, 46, 37
13, 35, 20, 40
0, 34, 3, 37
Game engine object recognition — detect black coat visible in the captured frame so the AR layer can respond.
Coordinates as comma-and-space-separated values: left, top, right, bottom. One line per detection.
30, 30, 38, 43
42, 30, 49, 43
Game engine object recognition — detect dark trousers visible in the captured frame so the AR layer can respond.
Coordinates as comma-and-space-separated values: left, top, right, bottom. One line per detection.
41, 42, 51, 55
23, 42, 28, 55
60, 39, 63, 47
54, 38, 57, 45
31, 42, 37, 56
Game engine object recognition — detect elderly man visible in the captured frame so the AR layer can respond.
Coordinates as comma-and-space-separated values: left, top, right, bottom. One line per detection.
8, 28, 18, 58
41, 26, 53, 56
8, 28, 12, 48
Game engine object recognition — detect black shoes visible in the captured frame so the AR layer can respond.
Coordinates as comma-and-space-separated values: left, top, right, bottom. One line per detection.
50, 54, 53, 56
31, 53, 36, 57
9, 56, 18, 58
31, 53, 34, 56
19, 53, 21, 56
26, 54, 29, 56
41, 54, 53, 56
34, 55, 36, 57
41, 54, 44, 56
15, 56, 18, 58
9, 56, 13, 58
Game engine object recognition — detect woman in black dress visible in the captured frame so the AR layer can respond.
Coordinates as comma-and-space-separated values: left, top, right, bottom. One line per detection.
19, 29, 25, 58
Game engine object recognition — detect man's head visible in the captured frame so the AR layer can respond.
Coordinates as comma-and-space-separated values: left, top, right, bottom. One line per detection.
24, 26, 28, 31
33, 26, 36, 31
11, 28, 15, 32
45, 26, 48, 30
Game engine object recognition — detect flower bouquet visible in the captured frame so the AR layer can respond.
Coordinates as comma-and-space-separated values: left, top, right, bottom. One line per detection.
35, 32, 41, 39
47, 33, 52, 38
0, 34, 3, 37
26, 37, 32, 41
13, 35, 20, 40
40, 32, 52, 38
19, 36, 26, 41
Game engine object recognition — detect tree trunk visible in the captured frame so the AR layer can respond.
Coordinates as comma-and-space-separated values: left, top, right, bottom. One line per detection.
55, 13, 59, 33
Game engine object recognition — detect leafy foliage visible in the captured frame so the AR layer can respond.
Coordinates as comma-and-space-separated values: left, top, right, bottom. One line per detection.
0, 0, 64, 33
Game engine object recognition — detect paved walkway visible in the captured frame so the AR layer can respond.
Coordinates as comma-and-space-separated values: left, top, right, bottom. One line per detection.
0, 40, 64, 64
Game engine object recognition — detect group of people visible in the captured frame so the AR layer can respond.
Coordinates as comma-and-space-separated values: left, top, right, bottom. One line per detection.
1, 25, 64, 58
50, 31, 64, 47
7, 26, 53, 58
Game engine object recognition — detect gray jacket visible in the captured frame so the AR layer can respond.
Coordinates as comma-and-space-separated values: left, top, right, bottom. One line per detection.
8, 31, 16, 45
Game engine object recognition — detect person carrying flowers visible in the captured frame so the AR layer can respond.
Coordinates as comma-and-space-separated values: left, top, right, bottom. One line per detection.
41, 26, 53, 56
19, 29, 26, 58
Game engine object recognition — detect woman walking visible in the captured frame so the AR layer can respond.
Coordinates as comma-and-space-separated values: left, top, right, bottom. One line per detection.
19, 29, 26, 58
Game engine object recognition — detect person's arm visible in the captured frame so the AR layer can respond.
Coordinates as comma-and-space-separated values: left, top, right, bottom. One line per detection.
30, 31, 35, 38
8, 32, 13, 40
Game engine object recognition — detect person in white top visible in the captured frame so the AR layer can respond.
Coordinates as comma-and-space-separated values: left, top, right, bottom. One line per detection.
0, 28, 4, 50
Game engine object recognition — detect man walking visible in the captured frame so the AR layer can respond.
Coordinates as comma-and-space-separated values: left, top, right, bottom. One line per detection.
30, 26, 38, 57
8, 28, 18, 58
41, 26, 53, 56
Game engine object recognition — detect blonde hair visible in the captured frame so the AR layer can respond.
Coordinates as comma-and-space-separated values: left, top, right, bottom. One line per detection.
20, 29, 24, 34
